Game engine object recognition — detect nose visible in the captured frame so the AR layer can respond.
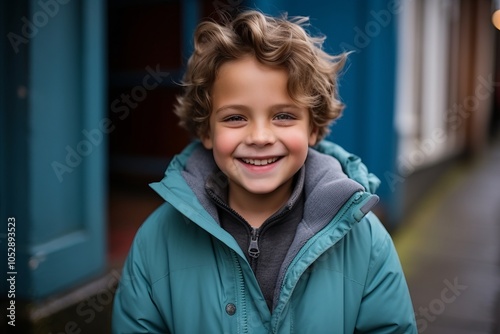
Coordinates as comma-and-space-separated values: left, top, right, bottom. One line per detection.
245, 121, 276, 146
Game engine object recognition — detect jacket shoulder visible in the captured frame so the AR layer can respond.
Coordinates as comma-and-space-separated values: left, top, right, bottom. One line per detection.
128, 202, 197, 281
346, 211, 392, 255
361, 212, 392, 248
352, 212, 399, 276
136, 202, 188, 239
131, 203, 181, 253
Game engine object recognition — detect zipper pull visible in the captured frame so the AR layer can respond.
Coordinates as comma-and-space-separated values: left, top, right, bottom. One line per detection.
248, 228, 260, 258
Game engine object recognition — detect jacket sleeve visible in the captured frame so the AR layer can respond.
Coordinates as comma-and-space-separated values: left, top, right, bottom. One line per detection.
355, 216, 417, 333
112, 225, 170, 334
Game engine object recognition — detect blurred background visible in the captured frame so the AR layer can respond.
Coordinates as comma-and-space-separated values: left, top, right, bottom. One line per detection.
1, 0, 499, 333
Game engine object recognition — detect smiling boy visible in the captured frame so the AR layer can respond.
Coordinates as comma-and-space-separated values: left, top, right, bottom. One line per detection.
112, 10, 417, 333
204, 56, 316, 227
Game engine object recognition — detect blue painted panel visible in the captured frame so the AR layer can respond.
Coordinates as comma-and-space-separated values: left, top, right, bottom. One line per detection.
30, 0, 84, 242
0, 0, 34, 299
0, 0, 107, 299
81, 0, 107, 275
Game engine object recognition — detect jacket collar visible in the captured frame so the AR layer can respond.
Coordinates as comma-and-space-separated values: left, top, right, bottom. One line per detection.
150, 140, 379, 251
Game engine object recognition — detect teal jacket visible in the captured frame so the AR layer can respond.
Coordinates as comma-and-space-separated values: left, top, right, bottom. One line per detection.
112, 140, 417, 333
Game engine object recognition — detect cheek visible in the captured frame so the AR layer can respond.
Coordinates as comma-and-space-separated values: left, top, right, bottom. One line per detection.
282, 130, 311, 158
212, 130, 238, 157
211, 131, 241, 176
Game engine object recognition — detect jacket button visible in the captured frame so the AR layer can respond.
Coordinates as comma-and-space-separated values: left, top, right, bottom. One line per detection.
225, 303, 236, 316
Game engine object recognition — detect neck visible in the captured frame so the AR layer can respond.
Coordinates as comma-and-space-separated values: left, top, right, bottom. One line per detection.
228, 179, 293, 228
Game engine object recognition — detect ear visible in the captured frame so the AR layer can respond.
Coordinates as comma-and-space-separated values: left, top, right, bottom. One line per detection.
201, 132, 213, 149
308, 125, 319, 146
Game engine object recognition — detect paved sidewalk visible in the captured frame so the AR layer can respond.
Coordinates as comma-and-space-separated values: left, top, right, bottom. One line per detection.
393, 139, 500, 334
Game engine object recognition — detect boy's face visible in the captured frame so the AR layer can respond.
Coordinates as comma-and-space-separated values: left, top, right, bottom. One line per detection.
202, 56, 318, 200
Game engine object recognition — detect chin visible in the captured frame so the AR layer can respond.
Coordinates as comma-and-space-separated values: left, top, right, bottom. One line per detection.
241, 182, 285, 195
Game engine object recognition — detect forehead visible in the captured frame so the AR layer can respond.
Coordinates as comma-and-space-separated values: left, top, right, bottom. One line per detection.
216, 56, 288, 80
212, 56, 292, 106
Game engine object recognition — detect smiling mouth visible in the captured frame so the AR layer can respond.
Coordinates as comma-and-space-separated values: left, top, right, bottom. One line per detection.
240, 157, 280, 166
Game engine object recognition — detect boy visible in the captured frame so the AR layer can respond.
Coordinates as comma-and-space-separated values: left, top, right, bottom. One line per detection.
112, 10, 417, 333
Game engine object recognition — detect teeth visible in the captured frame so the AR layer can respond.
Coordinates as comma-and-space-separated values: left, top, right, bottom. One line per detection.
242, 157, 279, 166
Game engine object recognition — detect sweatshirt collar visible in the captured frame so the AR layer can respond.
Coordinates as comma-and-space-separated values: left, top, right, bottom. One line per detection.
204, 166, 306, 223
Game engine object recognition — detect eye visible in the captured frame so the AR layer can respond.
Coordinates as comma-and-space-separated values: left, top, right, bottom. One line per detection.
223, 115, 246, 122
273, 113, 296, 121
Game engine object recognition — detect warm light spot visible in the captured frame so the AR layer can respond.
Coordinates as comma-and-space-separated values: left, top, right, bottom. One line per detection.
493, 10, 500, 30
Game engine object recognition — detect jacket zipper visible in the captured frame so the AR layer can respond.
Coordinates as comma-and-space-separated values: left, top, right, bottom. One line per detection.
248, 227, 260, 258
245, 207, 292, 260
232, 251, 249, 334
207, 187, 292, 262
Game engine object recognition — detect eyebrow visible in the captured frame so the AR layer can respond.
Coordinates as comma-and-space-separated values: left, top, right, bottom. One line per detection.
214, 104, 300, 114
214, 104, 249, 114
271, 104, 301, 111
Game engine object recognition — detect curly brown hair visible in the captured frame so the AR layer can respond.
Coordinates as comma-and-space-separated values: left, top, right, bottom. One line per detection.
174, 10, 348, 143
